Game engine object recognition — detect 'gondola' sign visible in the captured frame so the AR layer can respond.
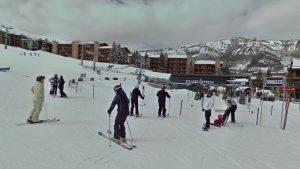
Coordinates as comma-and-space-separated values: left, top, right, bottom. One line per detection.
264, 77, 285, 87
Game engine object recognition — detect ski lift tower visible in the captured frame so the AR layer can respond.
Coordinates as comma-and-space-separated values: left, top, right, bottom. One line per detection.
85, 50, 102, 71
1, 24, 13, 50
136, 54, 145, 85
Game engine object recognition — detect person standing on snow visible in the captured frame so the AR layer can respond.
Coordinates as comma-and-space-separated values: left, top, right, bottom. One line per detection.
130, 85, 144, 117
223, 97, 237, 123
202, 93, 215, 130
27, 75, 45, 123
107, 85, 130, 140
58, 75, 67, 98
156, 85, 171, 117
49, 74, 60, 96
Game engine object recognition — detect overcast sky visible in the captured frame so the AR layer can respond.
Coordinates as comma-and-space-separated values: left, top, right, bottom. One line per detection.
1, 0, 300, 50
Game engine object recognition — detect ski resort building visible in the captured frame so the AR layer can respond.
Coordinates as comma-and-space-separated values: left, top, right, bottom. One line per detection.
148, 53, 223, 75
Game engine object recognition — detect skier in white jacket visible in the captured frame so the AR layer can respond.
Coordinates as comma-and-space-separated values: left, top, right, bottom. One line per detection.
27, 75, 45, 123
202, 92, 216, 129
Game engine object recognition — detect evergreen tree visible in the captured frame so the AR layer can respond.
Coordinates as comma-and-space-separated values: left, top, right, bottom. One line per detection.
266, 68, 272, 77
220, 64, 231, 75
109, 42, 116, 63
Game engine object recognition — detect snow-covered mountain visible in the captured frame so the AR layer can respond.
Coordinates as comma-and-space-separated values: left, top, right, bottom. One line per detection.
1, 44, 300, 169
140, 37, 300, 71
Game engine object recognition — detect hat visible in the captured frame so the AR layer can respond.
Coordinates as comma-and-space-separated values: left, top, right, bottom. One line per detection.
114, 85, 122, 92
162, 85, 166, 89
36, 75, 45, 81
135, 85, 139, 89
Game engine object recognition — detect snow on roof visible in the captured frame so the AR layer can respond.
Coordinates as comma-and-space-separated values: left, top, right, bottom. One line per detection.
292, 59, 300, 69
148, 54, 186, 58
195, 60, 215, 65
99, 46, 112, 49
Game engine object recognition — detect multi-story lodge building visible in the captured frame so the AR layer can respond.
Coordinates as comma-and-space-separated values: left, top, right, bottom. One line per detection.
287, 60, 300, 98
51, 41, 131, 64
148, 53, 223, 75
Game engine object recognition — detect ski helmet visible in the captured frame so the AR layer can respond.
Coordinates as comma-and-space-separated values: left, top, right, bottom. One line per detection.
114, 85, 122, 92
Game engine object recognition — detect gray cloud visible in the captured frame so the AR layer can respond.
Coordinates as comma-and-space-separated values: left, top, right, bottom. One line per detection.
1, 0, 300, 50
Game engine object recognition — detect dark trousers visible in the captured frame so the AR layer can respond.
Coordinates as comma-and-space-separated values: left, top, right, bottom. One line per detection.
223, 105, 237, 122
204, 110, 211, 128
130, 99, 139, 115
158, 102, 166, 117
114, 112, 128, 139
59, 86, 67, 97
50, 85, 58, 95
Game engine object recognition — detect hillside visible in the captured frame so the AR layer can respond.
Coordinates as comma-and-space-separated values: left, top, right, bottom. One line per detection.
1, 45, 300, 169
140, 37, 300, 71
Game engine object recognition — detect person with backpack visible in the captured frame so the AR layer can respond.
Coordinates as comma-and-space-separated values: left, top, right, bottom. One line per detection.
156, 85, 171, 117
130, 85, 144, 117
49, 74, 60, 96
27, 75, 45, 123
107, 85, 130, 140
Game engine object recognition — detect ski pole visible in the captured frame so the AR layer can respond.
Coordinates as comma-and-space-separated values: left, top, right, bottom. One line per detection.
126, 119, 133, 142
43, 102, 49, 120
108, 114, 112, 147
167, 98, 171, 117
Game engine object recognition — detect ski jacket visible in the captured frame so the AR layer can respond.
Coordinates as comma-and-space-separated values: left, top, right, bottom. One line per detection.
156, 89, 170, 103
226, 98, 237, 107
49, 77, 60, 86
31, 81, 44, 102
131, 88, 144, 101
108, 90, 130, 115
59, 77, 65, 89
203, 95, 215, 111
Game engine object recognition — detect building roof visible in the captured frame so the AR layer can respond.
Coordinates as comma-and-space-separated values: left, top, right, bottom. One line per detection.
292, 60, 300, 69
148, 54, 186, 58
195, 60, 215, 65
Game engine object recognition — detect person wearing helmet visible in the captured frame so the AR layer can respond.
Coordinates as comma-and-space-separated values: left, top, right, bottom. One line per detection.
58, 75, 67, 98
107, 85, 130, 140
202, 92, 215, 130
156, 85, 171, 117
27, 75, 45, 123
130, 85, 144, 117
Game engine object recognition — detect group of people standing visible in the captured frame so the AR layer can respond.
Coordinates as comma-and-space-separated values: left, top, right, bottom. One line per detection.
107, 84, 171, 140
49, 74, 67, 98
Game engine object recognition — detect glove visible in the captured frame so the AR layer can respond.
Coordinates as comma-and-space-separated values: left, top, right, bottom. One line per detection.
107, 111, 111, 115
202, 108, 205, 112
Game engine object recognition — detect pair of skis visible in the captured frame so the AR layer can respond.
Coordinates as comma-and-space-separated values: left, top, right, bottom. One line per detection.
16, 118, 60, 126
98, 131, 136, 150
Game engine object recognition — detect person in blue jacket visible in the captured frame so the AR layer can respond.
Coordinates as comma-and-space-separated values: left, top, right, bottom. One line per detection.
107, 85, 130, 140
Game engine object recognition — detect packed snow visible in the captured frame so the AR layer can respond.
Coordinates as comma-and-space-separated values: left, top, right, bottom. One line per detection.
0, 45, 300, 169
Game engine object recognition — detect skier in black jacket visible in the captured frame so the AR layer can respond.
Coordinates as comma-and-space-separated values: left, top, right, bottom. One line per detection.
58, 75, 67, 98
156, 85, 171, 117
130, 85, 144, 117
107, 85, 130, 140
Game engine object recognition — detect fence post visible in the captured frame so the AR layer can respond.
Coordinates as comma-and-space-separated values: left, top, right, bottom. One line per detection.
270, 105, 273, 116
180, 100, 183, 116
76, 82, 78, 93
256, 108, 260, 125
93, 85, 95, 99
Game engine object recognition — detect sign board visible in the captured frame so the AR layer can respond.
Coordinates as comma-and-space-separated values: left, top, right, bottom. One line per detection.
264, 77, 285, 87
